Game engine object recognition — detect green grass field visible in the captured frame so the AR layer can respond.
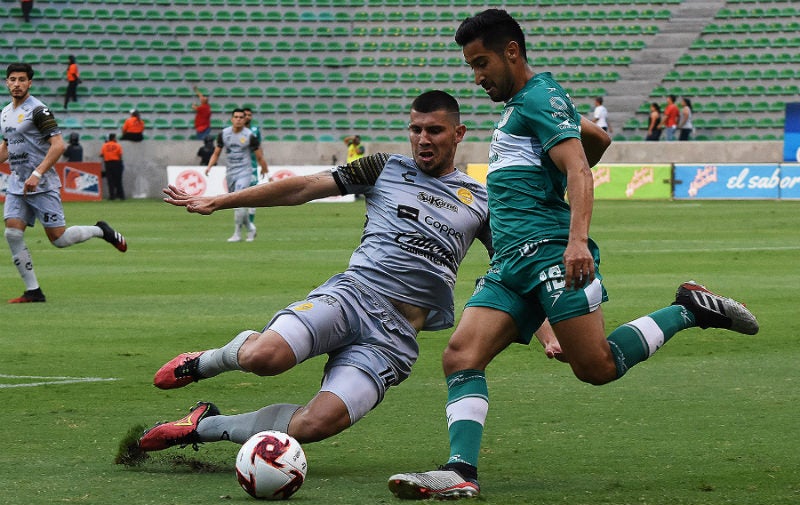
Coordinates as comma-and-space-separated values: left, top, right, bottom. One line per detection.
1, 198, 798, 505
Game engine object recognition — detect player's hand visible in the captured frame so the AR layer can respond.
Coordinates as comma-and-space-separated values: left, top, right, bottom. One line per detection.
23, 174, 40, 194
563, 241, 595, 290
163, 184, 215, 215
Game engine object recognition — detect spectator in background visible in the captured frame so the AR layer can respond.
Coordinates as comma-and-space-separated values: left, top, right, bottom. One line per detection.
678, 97, 694, 141
120, 109, 145, 142
344, 134, 365, 163
660, 94, 679, 141
20, 0, 33, 23
192, 86, 212, 140
196, 136, 215, 165
100, 133, 125, 200
63, 132, 83, 161
592, 96, 612, 134
63, 55, 79, 110
645, 102, 663, 141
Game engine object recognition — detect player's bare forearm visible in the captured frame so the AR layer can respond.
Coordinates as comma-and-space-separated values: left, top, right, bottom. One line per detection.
164, 171, 340, 214
579, 116, 611, 167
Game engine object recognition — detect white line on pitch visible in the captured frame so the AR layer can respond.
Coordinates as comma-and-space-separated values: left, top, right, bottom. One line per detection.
0, 375, 118, 388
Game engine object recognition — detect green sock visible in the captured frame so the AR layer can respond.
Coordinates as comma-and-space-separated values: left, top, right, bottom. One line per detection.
607, 305, 695, 378
445, 370, 488, 468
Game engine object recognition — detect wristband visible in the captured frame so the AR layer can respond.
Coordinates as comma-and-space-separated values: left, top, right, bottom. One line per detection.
32, 170, 43, 178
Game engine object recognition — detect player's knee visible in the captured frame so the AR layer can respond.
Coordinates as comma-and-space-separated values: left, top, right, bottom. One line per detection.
290, 408, 349, 443
571, 360, 617, 385
238, 333, 295, 376
4, 227, 24, 245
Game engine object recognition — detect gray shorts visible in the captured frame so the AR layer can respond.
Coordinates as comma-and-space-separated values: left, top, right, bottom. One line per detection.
3, 191, 66, 228
226, 171, 252, 193
265, 273, 419, 407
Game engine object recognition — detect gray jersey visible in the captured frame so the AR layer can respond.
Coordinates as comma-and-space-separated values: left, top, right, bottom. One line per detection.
216, 126, 259, 182
331, 154, 492, 331
0, 95, 61, 195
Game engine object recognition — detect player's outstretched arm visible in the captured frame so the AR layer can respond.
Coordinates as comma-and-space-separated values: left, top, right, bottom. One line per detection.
163, 170, 341, 214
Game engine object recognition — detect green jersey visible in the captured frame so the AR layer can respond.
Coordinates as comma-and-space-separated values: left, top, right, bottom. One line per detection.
486, 72, 582, 259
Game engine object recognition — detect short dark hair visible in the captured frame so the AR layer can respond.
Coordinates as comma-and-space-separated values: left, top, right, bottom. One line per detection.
455, 9, 527, 61
108, 133, 116, 140
6, 63, 34, 79
231, 108, 245, 116
411, 90, 461, 123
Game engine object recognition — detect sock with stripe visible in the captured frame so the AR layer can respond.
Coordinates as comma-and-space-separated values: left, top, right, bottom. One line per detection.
444, 369, 488, 471
606, 304, 696, 378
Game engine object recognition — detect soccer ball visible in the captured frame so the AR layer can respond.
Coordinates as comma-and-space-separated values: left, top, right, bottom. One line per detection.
235, 431, 308, 500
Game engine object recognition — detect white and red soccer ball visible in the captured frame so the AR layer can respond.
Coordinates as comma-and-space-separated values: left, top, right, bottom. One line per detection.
235, 431, 307, 500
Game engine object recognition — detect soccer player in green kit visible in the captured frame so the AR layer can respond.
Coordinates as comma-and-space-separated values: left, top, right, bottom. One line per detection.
389, 9, 759, 500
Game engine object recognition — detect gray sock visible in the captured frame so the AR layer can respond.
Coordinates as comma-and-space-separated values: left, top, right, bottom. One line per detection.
197, 330, 254, 378
197, 403, 302, 443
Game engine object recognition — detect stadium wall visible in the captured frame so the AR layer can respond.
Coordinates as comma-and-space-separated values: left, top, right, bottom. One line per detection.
89, 140, 783, 199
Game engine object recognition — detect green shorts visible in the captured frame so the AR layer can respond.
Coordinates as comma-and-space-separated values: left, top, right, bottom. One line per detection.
465, 238, 608, 344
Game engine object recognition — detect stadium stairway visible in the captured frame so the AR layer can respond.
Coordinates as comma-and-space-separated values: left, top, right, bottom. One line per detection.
605, 0, 727, 135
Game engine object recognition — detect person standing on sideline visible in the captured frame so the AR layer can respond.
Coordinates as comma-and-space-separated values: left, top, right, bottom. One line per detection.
343, 134, 365, 163
388, 10, 759, 500
100, 133, 125, 200
192, 86, 212, 140
1, 63, 127, 303
196, 136, 215, 165
660, 94, 679, 141
592, 96, 611, 134
120, 109, 144, 142
63, 132, 83, 161
645, 102, 663, 141
678, 97, 694, 141
243, 107, 267, 230
204, 108, 268, 242
20, 0, 33, 22
136, 90, 507, 458
63, 55, 79, 110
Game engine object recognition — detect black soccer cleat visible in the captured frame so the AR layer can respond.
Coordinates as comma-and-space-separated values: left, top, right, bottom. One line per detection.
673, 281, 759, 335
8, 287, 46, 303
96, 221, 127, 252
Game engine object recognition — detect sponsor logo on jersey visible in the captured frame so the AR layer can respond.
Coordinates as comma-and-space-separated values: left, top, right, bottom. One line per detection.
291, 302, 314, 311
417, 191, 458, 213
397, 204, 419, 221
424, 215, 463, 239
395, 232, 457, 272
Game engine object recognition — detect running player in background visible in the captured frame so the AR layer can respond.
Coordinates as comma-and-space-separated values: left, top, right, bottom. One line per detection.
388, 10, 759, 499
243, 107, 266, 237
0, 63, 127, 303
204, 107, 268, 242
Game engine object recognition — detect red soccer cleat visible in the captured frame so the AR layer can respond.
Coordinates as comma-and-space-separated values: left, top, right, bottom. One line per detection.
138, 401, 219, 452
153, 351, 205, 389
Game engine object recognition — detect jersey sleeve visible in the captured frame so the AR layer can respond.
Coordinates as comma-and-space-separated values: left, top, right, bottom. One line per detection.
215, 132, 224, 148
31, 105, 61, 137
249, 133, 260, 151
520, 86, 581, 153
331, 152, 390, 195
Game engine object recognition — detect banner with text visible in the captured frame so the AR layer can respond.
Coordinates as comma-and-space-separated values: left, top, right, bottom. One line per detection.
673, 163, 800, 199
0, 162, 103, 202
592, 164, 672, 199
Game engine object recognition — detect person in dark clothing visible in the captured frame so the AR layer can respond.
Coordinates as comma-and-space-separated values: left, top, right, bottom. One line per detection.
63, 132, 83, 161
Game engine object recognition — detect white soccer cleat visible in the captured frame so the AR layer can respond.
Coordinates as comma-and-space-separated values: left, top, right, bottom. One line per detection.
388, 470, 480, 500
673, 280, 759, 335
227, 233, 242, 242
246, 225, 257, 242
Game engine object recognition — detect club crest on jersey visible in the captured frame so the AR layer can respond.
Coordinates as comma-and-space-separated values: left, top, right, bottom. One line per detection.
456, 187, 474, 205
498, 107, 513, 128
292, 302, 314, 312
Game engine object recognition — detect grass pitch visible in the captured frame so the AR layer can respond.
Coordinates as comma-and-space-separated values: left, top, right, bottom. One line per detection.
1, 198, 798, 505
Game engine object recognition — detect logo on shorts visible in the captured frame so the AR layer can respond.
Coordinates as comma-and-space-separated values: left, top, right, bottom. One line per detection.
292, 302, 314, 311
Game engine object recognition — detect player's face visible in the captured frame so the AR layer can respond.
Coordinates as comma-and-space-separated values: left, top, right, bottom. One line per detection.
243, 110, 252, 125
462, 39, 515, 103
408, 109, 466, 178
231, 112, 246, 128
5, 72, 32, 101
